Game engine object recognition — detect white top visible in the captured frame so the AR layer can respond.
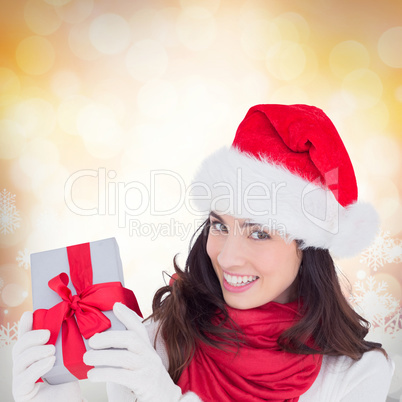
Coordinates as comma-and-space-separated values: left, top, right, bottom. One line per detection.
146, 320, 394, 402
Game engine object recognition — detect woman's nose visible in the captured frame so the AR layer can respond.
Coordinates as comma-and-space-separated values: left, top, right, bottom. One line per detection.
216, 233, 246, 270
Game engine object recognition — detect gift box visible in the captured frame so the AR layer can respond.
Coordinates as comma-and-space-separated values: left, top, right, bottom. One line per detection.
31, 237, 141, 385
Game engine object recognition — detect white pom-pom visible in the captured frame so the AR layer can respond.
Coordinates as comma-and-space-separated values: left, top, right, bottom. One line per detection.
330, 202, 380, 258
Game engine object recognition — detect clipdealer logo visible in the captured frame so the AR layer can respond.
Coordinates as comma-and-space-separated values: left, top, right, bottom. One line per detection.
64, 168, 203, 227
64, 167, 341, 238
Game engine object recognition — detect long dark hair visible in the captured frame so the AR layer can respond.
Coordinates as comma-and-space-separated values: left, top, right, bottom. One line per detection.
149, 219, 385, 383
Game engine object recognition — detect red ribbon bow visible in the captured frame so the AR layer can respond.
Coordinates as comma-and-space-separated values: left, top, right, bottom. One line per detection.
33, 242, 141, 379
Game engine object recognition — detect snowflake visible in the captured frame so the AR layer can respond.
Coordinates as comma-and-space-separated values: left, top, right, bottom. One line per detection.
387, 237, 402, 264
359, 231, 399, 271
0, 188, 21, 235
0, 322, 19, 348
350, 276, 400, 328
16, 248, 30, 270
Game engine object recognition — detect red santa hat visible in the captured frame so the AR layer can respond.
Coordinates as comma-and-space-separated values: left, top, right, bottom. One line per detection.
191, 104, 379, 258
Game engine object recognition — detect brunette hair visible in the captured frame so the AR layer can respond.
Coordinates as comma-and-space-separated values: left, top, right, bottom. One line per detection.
149, 219, 385, 383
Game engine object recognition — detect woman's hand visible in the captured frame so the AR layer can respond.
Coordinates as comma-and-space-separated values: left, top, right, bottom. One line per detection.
12, 311, 82, 402
84, 302, 183, 402
12, 311, 55, 401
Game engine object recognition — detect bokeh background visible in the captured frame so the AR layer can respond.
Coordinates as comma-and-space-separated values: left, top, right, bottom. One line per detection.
0, 0, 401, 400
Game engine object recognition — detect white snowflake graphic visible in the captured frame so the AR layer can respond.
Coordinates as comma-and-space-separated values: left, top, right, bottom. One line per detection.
387, 237, 402, 264
0, 188, 21, 235
0, 322, 19, 348
16, 248, 30, 270
360, 231, 401, 271
350, 276, 401, 335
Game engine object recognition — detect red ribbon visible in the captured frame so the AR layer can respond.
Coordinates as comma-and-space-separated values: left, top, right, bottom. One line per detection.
33, 242, 142, 379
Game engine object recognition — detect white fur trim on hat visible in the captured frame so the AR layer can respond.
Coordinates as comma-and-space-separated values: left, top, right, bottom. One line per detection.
190, 147, 379, 258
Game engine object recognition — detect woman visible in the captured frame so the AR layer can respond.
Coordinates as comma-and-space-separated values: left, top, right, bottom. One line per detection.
12, 104, 394, 401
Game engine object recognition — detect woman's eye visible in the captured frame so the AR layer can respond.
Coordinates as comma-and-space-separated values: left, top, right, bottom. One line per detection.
250, 230, 270, 240
210, 221, 228, 234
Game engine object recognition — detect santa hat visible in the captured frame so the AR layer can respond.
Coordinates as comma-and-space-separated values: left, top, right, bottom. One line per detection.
191, 104, 379, 258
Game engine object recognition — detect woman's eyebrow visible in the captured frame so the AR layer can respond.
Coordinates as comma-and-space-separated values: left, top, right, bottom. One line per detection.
209, 212, 264, 229
209, 211, 224, 222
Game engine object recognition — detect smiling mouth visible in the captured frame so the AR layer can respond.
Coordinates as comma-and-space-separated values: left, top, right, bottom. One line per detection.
223, 272, 259, 287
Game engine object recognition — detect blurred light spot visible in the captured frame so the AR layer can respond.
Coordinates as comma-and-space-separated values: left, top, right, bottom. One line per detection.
51, 69, 81, 99
0, 68, 20, 106
57, 95, 91, 135
396, 86, 402, 102
241, 20, 281, 60
356, 270, 366, 280
275, 12, 310, 42
378, 27, 402, 68
16, 36, 55, 75
176, 7, 216, 51
363, 135, 401, 177
327, 91, 357, 129
17, 139, 60, 196
18, 139, 60, 179
293, 45, 318, 85
121, 124, 161, 169
10, 158, 33, 191
89, 13, 131, 54
24, 0, 62, 35
20, 85, 48, 99
379, 197, 400, 222
265, 40, 306, 81
44, 0, 71, 5
270, 85, 310, 104
330, 41, 370, 79
92, 91, 126, 121
129, 8, 158, 40
137, 80, 178, 119
238, 5, 272, 30
151, 7, 181, 47
77, 103, 124, 158
125, 39, 168, 82
376, 180, 399, 221
272, 14, 299, 42
8, 98, 56, 138
69, 22, 101, 60
1, 283, 27, 307
241, 71, 271, 106
0, 120, 26, 159
31, 163, 69, 206
6, 98, 56, 138
342, 69, 383, 109
55, 0, 93, 24
179, 0, 220, 13
384, 206, 402, 238
347, 101, 389, 137
177, 76, 230, 131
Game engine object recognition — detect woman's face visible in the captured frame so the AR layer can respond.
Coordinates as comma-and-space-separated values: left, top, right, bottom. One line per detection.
206, 212, 302, 310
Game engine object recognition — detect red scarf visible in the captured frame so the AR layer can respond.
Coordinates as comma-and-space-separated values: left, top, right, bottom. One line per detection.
178, 300, 322, 402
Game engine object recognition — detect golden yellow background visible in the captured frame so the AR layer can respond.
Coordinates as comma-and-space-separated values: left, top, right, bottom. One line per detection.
0, 0, 401, 399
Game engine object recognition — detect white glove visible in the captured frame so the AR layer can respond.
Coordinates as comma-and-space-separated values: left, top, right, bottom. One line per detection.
12, 311, 83, 402
84, 302, 183, 402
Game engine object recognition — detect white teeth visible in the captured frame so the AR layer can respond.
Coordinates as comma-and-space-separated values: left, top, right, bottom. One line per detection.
223, 272, 258, 287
